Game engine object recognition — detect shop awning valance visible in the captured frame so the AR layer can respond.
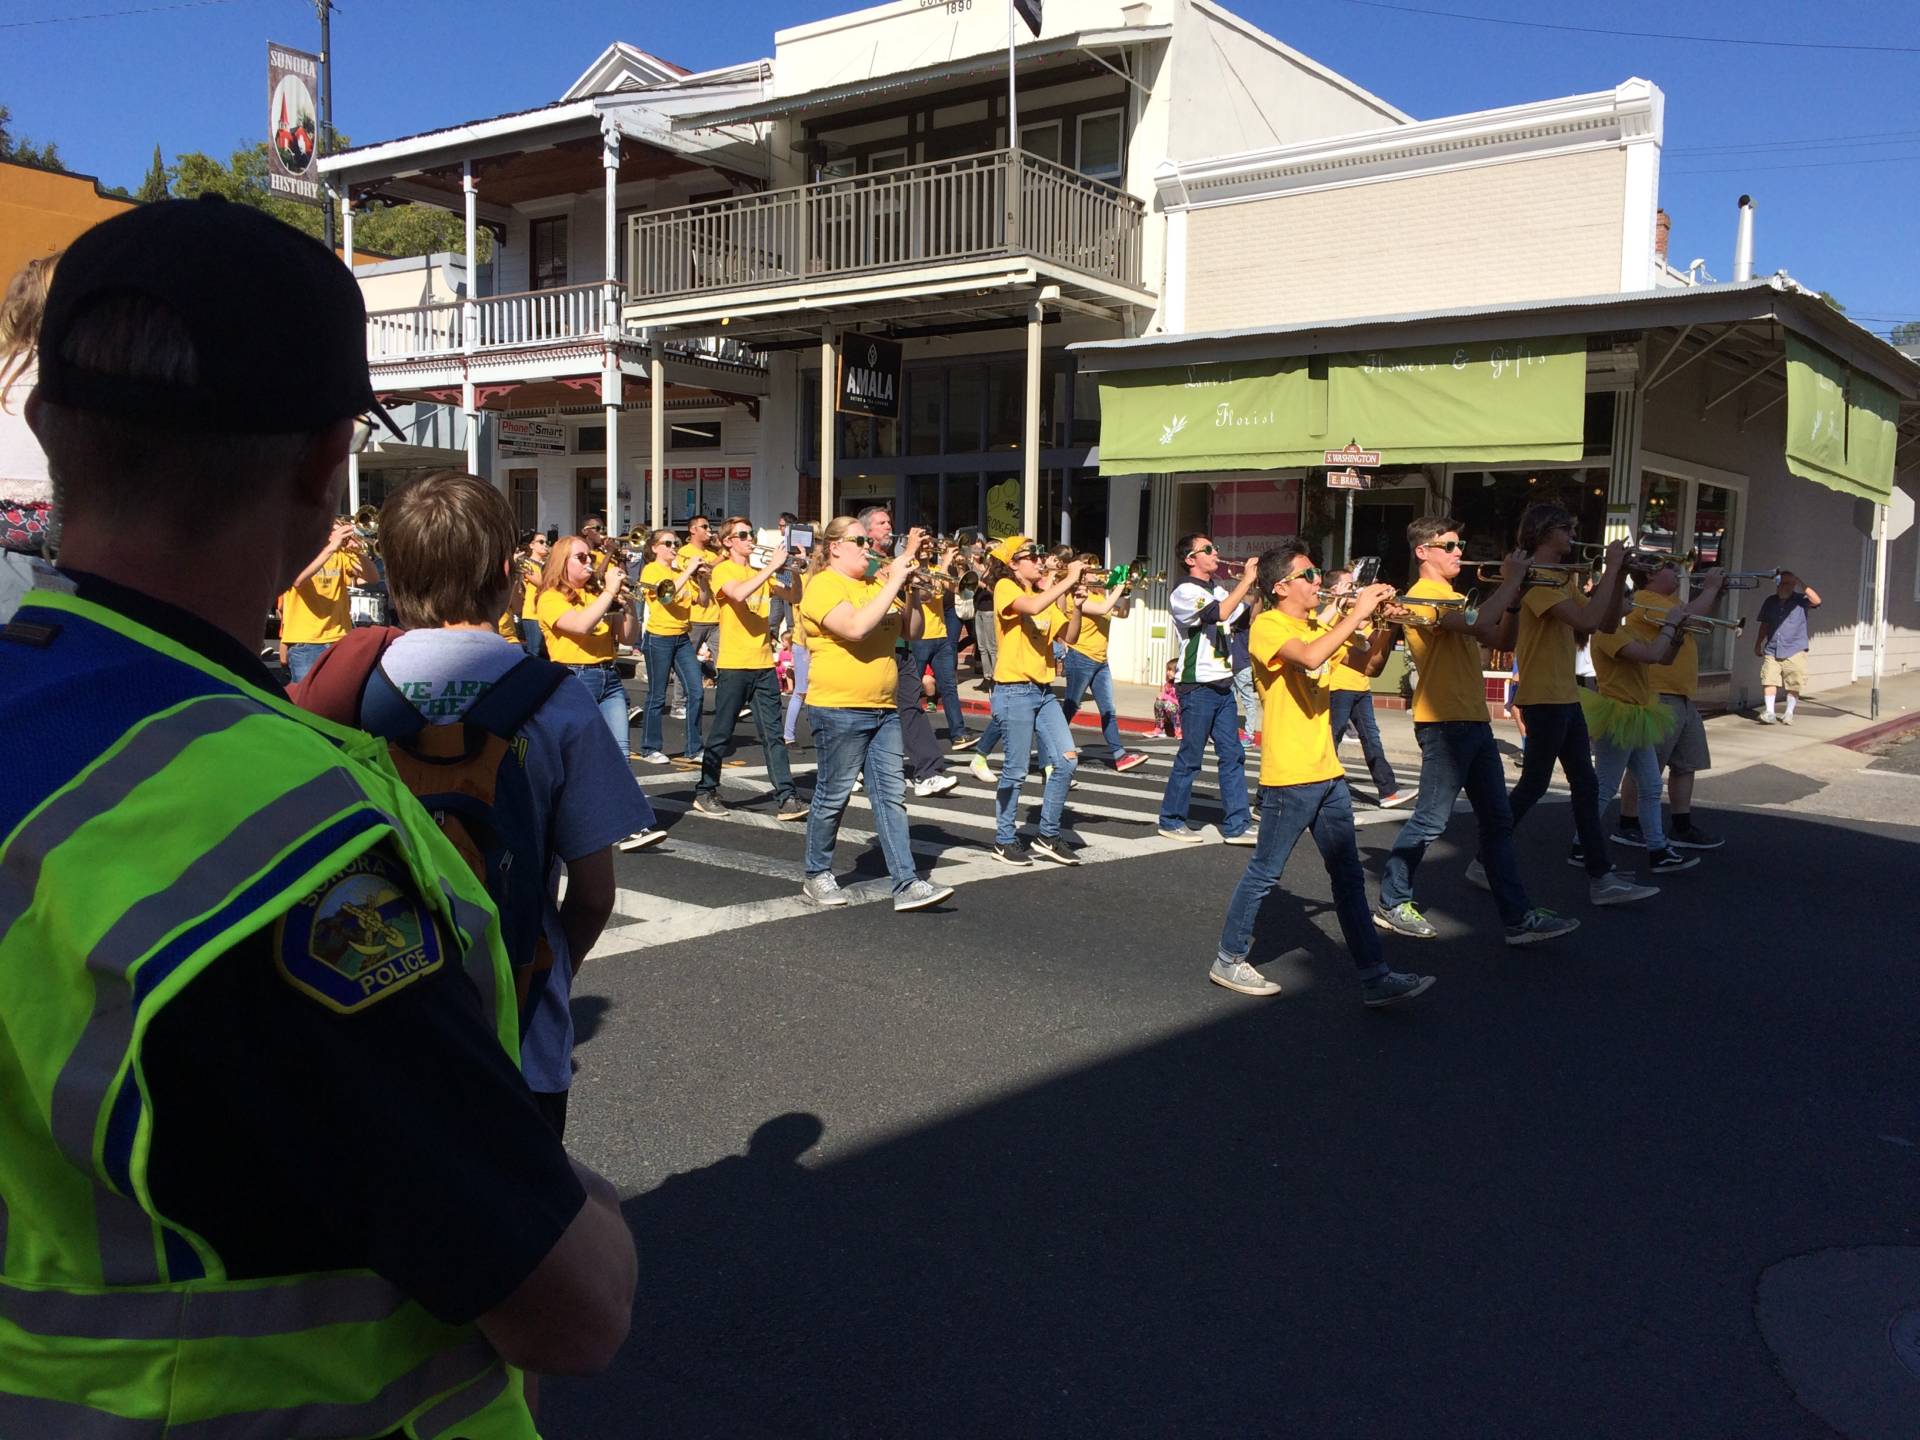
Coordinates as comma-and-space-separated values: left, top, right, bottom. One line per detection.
1784, 334, 1898, 503
1096, 336, 1587, 475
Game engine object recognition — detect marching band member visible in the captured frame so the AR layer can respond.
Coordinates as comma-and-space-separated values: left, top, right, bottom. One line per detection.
1208, 541, 1435, 1006
910, 535, 977, 751
1618, 560, 1723, 851
1373, 518, 1579, 946
637, 529, 707, 767
985, 536, 1086, 866
797, 516, 954, 912
694, 516, 808, 822
1583, 565, 1726, 875
515, 530, 550, 656
279, 516, 367, 682
1061, 560, 1148, 773
679, 515, 723, 685
1320, 566, 1412, 807
1158, 532, 1259, 845
1503, 504, 1656, 907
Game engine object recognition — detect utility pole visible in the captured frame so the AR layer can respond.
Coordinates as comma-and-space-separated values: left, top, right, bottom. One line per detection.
317, 0, 335, 255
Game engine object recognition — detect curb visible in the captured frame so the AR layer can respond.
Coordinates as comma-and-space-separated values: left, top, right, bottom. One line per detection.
955, 695, 1164, 736
1829, 709, 1920, 753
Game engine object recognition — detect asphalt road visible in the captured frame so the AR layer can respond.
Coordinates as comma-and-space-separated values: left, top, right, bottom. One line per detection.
541, 724, 1920, 1439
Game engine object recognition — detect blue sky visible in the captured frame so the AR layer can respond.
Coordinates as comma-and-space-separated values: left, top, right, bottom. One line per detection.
3, 0, 1915, 336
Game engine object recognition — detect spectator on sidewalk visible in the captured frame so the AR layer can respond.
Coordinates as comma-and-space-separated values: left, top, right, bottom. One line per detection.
1754, 568, 1821, 725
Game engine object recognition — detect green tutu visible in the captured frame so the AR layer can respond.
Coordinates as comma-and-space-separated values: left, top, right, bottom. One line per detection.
1577, 689, 1676, 749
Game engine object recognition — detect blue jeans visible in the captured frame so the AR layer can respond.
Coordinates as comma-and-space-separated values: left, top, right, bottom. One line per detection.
911, 635, 966, 740
286, 641, 330, 683
993, 681, 1075, 843
805, 708, 919, 893
1217, 779, 1387, 981
1329, 689, 1399, 797
1061, 650, 1126, 764
1382, 722, 1530, 927
570, 664, 631, 753
1231, 666, 1257, 734
1510, 701, 1609, 877
642, 632, 704, 758
1591, 734, 1668, 850
698, 667, 794, 801
1159, 681, 1250, 838
516, 619, 545, 658
784, 643, 810, 744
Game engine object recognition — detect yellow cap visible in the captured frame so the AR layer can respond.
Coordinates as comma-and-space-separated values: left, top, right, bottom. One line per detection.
990, 534, 1036, 566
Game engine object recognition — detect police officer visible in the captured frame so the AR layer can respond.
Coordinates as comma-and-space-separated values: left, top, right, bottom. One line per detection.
0, 198, 635, 1437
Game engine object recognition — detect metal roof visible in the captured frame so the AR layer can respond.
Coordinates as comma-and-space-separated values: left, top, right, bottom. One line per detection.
670, 26, 1172, 131
1070, 279, 1920, 402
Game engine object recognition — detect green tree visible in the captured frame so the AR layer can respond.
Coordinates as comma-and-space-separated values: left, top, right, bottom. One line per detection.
1817, 290, 1847, 314
135, 144, 169, 203
169, 141, 491, 262
0, 103, 63, 172
1891, 319, 1920, 347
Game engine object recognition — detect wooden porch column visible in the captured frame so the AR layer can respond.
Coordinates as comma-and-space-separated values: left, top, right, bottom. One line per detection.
603, 359, 621, 532
1605, 376, 1643, 544
462, 161, 480, 478
1022, 298, 1043, 539
819, 329, 836, 524
649, 342, 666, 529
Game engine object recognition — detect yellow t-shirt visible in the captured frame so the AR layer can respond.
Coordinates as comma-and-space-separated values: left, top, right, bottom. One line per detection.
1325, 624, 1374, 693
712, 559, 774, 671
917, 595, 948, 641
799, 568, 899, 709
1635, 589, 1698, 697
994, 578, 1066, 686
520, 566, 541, 619
495, 609, 518, 642
1248, 610, 1342, 788
639, 560, 693, 637
280, 552, 357, 644
535, 587, 615, 666
1066, 609, 1110, 665
1514, 574, 1582, 707
1591, 616, 1657, 709
1402, 577, 1491, 723
679, 543, 721, 625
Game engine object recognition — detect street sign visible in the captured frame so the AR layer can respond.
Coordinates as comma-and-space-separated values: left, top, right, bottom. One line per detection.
1323, 443, 1383, 468
1853, 489, 1914, 542
1326, 468, 1371, 491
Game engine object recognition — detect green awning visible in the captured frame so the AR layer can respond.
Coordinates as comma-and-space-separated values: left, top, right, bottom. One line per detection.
1785, 334, 1897, 503
1097, 337, 1586, 475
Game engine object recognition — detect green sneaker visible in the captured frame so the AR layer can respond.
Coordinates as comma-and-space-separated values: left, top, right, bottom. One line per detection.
1372, 901, 1437, 939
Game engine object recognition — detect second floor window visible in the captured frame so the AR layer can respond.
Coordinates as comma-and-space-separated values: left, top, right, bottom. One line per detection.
530, 216, 568, 291
1076, 110, 1123, 183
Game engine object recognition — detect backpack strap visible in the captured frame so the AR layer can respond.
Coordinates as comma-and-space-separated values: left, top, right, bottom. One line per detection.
359, 654, 428, 741
462, 655, 572, 741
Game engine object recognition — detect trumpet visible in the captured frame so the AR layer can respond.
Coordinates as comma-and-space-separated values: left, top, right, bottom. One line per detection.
1719, 570, 1781, 590
1471, 562, 1579, 587
1629, 599, 1746, 637
1572, 541, 1700, 572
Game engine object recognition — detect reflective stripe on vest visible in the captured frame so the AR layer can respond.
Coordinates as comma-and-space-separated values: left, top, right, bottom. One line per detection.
0, 593, 533, 1440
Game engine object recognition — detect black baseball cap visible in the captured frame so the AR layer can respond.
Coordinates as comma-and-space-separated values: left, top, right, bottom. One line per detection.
36, 194, 400, 439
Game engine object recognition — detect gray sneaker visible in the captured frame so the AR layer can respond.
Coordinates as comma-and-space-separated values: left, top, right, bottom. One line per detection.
1361, 971, 1436, 1008
1209, 955, 1281, 996
691, 792, 727, 817
893, 879, 954, 912
1504, 908, 1580, 947
1757, 711, 1777, 725
801, 872, 850, 908
1590, 872, 1658, 906
1157, 824, 1205, 844
1373, 901, 1437, 939
1464, 859, 1490, 891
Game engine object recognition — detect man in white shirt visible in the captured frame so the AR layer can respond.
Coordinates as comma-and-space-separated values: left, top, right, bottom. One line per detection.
1157, 532, 1259, 844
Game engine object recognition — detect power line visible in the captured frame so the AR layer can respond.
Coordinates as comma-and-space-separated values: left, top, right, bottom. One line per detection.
0, 0, 254, 29
1334, 0, 1920, 54
1670, 128, 1920, 156
1668, 151, 1920, 175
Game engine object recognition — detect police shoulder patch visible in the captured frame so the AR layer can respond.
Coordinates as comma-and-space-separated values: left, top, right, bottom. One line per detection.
274, 848, 445, 1014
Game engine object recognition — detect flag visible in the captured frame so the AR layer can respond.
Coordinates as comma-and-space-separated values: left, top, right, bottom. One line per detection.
1013, 0, 1042, 38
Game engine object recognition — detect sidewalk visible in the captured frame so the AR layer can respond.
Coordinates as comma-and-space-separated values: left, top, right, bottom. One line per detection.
954, 666, 1920, 774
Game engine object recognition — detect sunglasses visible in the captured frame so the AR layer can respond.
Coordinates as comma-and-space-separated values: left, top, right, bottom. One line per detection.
1012, 549, 1043, 563
1423, 540, 1465, 553
729, 531, 753, 541
839, 535, 873, 549
1286, 566, 1323, 585
1186, 544, 1217, 558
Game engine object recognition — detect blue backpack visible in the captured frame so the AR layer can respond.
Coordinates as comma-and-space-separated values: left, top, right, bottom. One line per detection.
359, 653, 571, 1038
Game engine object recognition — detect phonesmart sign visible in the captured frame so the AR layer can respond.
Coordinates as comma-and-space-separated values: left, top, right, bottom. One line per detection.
837, 333, 902, 420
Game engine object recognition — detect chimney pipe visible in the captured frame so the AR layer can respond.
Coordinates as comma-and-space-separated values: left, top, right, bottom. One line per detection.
1733, 195, 1754, 283
1654, 208, 1671, 261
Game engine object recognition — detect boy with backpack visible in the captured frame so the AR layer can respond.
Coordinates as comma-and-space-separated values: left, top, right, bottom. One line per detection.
290, 471, 651, 1135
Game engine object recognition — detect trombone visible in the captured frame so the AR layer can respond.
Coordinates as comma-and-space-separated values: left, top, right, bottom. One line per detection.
1322, 589, 1478, 628
1629, 599, 1746, 637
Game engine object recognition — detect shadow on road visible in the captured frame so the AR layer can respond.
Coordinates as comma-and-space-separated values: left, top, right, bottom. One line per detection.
545, 809, 1913, 1439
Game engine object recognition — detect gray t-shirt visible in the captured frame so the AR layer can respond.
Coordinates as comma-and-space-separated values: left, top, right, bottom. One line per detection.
379, 628, 652, 1092
1757, 593, 1815, 659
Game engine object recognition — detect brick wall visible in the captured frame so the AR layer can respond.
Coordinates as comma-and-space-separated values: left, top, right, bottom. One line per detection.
1184, 148, 1628, 331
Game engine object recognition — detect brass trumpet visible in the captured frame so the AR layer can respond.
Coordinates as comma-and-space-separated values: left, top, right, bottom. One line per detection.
1719, 570, 1781, 590
1471, 562, 1578, 587
1629, 599, 1745, 637
346, 503, 380, 560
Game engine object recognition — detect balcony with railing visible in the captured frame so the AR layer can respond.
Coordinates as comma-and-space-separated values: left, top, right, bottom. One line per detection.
365, 281, 614, 364
624, 148, 1148, 305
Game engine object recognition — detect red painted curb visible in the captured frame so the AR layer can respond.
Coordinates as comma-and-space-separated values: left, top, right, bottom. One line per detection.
1829, 709, 1920, 753
955, 696, 1164, 735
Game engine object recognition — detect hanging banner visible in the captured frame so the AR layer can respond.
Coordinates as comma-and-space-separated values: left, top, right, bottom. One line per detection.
837, 333, 903, 419
265, 42, 323, 207
1784, 334, 1896, 503
1097, 359, 1319, 474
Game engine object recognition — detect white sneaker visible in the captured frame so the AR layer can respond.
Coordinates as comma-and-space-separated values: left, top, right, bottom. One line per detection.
638, 750, 671, 765
1157, 824, 1205, 844
968, 754, 996, 784
913, 774, 958, 798
1378, 789, 1416, 809
801, 873, 849, 908
1209, 956, 1281, 997
1590, 872, 1659, 906
1464, 859, 1490, 891
616, 828, 665, 853
893, 879, 954, 912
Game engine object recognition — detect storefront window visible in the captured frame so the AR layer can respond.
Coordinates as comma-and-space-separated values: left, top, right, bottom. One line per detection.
948, 367, 984, 453
908, 474, 940, 532
946, 474, 982, 537
1693, 482, 1739, 671
1069, 468, 1109, 554
909, 371, 943, 455
1182, 476, 1301, 568
1450, 468, 1609, 560
986, 365, 1022, 452
1638, 471, 1685, 553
